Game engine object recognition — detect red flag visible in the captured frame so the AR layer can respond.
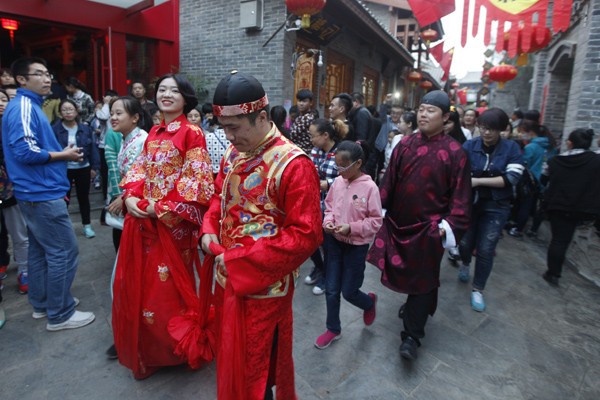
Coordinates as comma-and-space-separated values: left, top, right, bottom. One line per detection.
440, 48, 454, 81
429, 41, 444, 63
407, 0, 456, 28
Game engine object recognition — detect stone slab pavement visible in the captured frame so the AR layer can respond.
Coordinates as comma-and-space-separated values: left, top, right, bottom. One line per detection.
1, 206, 599, 399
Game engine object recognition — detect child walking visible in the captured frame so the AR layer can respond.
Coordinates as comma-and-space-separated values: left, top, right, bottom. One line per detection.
315, 140, 383, 349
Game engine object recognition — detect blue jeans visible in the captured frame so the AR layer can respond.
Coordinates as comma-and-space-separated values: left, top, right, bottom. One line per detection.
459, 199, 511, 291
19, 198, 79, 324
325, 238, 373, 334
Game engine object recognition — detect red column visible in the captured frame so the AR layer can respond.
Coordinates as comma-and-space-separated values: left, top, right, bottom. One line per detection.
110, 32, 128, 95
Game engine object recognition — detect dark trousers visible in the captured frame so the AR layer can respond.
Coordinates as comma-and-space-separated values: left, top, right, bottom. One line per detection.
67, 166, 92, 225
325, 238, 373, 334
402, 290, 437, 345
113, 228, 122, 252
0, 213, 9, 266
547, 211, 590, 278
99, 148, 108, 202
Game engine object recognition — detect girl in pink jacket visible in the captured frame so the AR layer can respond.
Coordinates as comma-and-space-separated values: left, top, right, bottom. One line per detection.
315, 140, 383, 349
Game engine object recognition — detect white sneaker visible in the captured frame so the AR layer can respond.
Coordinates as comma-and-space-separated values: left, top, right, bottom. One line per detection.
46, 310, 95, 331
33, 297, 80, 319
312, 285, 325, 295
83, 225, 96, 238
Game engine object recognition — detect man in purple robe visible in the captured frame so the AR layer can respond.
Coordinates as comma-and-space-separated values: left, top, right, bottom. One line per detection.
367, 91, 472, 360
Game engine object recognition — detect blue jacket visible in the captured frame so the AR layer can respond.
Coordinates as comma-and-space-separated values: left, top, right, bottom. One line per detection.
1, 88, 70, 202
463, 137, 524, 201
523, 137, 556, 182
52, 121, 100, 171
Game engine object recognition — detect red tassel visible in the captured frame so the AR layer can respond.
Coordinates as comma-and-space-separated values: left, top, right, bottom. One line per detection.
461, 0, 471, 48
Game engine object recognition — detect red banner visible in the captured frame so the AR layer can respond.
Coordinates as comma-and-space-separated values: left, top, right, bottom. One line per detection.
461, 0, 573, 55
440, 48, 454, 81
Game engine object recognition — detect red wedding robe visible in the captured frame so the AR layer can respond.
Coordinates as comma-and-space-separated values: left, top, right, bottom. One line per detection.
112, 115, 214, 379
367, 132, 471, 296
202, 126, 322, 400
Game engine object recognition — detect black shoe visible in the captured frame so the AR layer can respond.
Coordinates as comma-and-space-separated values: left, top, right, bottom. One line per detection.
106, 344, 118, 360
542, 272, 559, 287
400, 337, 418, 360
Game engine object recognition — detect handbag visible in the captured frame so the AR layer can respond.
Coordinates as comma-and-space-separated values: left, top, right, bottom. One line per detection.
105, 210, 124, 230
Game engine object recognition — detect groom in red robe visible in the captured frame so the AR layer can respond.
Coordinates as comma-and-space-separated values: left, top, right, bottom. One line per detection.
201, 71, 322, 399
367, 91, 471, 360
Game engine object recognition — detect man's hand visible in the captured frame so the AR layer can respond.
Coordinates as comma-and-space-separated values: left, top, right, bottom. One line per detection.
124, 196, 148, 218
49, 145, 83, 162
201, 233, 220, 255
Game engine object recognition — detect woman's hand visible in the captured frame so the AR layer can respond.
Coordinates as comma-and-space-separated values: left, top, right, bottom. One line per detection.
146, 200, 157, 218
334, 224, 351, 236
124, 196, 148, 218
324, 221, 336, 234
107, 196, 123, 216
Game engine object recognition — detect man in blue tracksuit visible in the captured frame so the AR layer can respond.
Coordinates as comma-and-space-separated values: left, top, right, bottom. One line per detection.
2, 57, 95, 331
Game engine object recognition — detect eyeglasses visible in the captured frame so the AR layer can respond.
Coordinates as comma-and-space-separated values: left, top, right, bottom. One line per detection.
335, 160, 358, 173
25, 72, 53, 79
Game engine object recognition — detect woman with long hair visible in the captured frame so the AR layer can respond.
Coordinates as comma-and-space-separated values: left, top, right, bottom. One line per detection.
111, 74, 214, 379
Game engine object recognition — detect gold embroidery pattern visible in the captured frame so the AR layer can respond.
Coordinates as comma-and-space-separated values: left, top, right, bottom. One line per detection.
176, 147, 214, 202
143, 140, 183, 201
157, 264, 169, 282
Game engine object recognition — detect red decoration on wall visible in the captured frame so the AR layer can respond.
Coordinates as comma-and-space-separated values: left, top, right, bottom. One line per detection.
461, 0, 573, 52
1, 18, 18, 46
286, 0, 327, 29
488, 64, 518, 89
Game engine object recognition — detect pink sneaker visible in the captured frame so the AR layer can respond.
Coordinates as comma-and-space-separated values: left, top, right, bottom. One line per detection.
314, 330, 341, 349
364, 292, 377, 326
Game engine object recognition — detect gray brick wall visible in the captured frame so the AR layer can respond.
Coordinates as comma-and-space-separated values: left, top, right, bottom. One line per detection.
180, 0, 289, 106
180, 0, 407, 113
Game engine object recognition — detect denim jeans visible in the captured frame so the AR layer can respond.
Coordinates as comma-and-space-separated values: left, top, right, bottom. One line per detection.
325, 238, 373, 334
459, 199, 511, 290
19, 198, 79, 324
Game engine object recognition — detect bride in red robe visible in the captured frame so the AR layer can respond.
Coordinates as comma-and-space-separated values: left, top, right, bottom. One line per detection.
112, 74, 214, 379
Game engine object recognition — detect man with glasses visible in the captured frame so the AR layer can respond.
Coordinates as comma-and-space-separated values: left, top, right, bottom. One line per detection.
1, 57, 95, 331
367, 90, 472, 360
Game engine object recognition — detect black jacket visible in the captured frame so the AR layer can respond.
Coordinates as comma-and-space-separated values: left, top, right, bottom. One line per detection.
545, 151, 600, 215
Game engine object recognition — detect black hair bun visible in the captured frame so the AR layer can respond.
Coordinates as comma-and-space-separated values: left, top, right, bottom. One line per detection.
585, 128, 594, 138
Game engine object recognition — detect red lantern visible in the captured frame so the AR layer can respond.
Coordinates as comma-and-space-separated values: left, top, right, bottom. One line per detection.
407, 70, 422, 85
286, 0, 327, 29
419, 80, 433, 90
488, 64, 518, 89
420, 28, 438, 45
1, 18, 18, 46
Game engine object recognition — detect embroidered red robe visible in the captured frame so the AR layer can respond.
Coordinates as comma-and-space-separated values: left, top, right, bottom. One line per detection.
202, 124, 322, 399
112, 114, 215, 379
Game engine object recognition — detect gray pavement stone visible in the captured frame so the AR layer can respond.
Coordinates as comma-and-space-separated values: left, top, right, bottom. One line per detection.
1, 204, 600, 399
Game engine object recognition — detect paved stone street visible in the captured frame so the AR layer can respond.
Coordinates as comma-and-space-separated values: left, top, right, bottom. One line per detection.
1, 196, 599, 399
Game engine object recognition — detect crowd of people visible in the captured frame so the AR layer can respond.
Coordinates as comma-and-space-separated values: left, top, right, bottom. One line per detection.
1, 56, 600, 399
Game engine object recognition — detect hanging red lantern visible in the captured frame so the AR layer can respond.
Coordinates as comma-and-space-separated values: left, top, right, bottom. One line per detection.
488, 64, 518, 89
1, 18, 18, 46
419, 80, 433, 90
407, 70, 422, 86
420, 28, 438, 45
286, 0, 327, 29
